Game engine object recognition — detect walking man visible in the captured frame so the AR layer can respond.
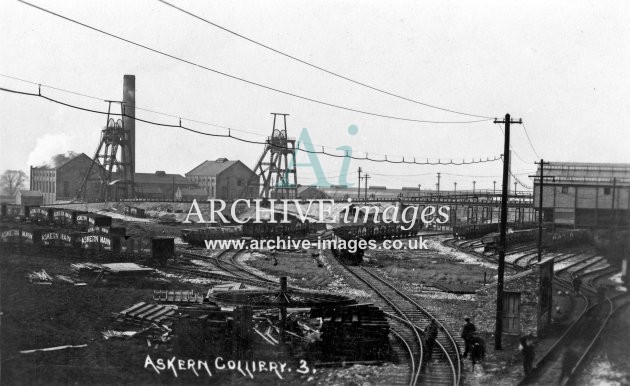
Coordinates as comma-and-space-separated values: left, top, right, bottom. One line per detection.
461, 317, 476, 358
470, 334, 486, 371
519, 336, 535, 375
424, 319, 439, 361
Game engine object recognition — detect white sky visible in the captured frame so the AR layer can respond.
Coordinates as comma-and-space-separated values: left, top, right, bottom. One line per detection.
1, 0, 629, 190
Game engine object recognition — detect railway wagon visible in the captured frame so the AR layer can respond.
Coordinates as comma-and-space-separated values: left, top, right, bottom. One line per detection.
28, 207, 53, 224
481, 229, 538, 251
1, 204, 25, 221
41, 230, 82, 248
124, 206, 146, 218
0, 227, 43, 245
51, 208, 87, 227
242, 219, 311, 238
330, 238, 365, 265
76, 213, 112, 229
545, 229, 591, 249
79, 233, 116, 251
181, 226, 241, 246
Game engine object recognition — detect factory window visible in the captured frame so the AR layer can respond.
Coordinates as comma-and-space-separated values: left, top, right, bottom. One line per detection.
64, 182, 70, 196
603, 187, 611, 195
237, 179, 243, 187
561, 186, 568, 194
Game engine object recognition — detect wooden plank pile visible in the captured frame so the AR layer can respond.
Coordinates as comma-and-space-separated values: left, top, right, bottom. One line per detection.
311, 303, 391, 362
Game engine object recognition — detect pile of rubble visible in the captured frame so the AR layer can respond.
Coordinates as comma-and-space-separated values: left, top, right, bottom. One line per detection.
26, 269, 86, 286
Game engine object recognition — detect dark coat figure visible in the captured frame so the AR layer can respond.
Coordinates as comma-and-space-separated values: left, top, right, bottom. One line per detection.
424, 319, 439, 361
470, 335, 486, 371
519, 336, 535, 375
559, 348, 579, 383
461, 317, 477, 358
572, 276, 582, 295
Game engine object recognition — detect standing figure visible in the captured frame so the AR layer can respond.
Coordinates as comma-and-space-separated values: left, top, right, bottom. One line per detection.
461, 317, 477, 358
470, 334, 486, 371
519, 336, 535, 375
424, 319, 439, 361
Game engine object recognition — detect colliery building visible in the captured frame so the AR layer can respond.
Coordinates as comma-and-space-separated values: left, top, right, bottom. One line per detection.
185, 158, 258, 200
30, 153, 103, 204
134, 171, 198, 200
533, 162, 630, 229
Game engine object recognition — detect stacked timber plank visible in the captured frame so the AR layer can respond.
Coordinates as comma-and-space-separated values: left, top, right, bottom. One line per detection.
116, 302, 178, 326
311, 303, 391, 362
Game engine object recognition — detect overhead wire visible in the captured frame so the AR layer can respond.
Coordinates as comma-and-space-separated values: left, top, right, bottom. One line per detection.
16, 0, 493, 125
521, 122, 541, 159
2, 71, 495, 158
156, 0, 494, 120
494, 122, 533, 164
0, 85, 503, 166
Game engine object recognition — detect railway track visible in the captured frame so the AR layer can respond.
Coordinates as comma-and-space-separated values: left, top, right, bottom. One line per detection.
521, 293, 629, 385
166, 249, 284, 289
331, 252, 460, 386
569, 294, 630, 385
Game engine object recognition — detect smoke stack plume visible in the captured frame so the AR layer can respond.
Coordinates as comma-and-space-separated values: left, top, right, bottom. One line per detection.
37, 151, 78, 168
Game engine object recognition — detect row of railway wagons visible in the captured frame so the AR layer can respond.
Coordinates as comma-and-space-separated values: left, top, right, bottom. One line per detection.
1, 203, 112, 229
181, 219, 313, 246
452, 222, 537, 240
333, 222, 423, 242
0, 226, 123, 252
481, 228, 591, 252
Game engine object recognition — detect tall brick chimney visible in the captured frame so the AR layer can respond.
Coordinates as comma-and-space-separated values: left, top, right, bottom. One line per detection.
122, 75, 135, 197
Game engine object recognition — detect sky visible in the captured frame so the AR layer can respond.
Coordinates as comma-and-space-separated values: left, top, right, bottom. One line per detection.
1, 0, 629, 191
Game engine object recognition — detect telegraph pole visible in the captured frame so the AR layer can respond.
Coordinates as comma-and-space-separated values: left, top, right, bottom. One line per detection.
535, 160, 550, 263
357, 167, 362, 199
494, 113, 522, 350
437, 172, 441, 197
473, 181, 476, 194
364, 174, 371, 200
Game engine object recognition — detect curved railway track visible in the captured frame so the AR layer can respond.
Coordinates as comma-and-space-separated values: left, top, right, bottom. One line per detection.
521, 293, 628, 385
166, 249, 284, 289
569, 294, 630, 385
332, 254, 460, 386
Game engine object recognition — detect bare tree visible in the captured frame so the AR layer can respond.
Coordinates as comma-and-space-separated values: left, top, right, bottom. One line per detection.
0, 170, 28, 196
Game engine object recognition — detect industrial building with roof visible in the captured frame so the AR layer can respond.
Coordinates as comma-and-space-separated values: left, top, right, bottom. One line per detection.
134, 171, 198, 200
533, 162, 630, 229
185, 158, 258, 200
30, 153, 104, 204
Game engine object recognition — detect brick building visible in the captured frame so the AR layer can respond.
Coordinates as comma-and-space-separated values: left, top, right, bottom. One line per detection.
186, 158, 258, 200
30, 153, 103, 204
533, 162, 630, 229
